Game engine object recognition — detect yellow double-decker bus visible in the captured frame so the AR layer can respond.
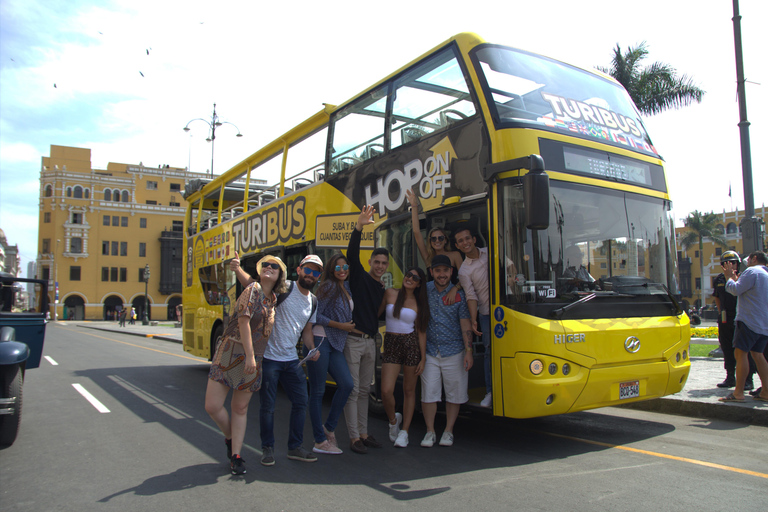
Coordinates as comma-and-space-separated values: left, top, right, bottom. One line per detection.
182, 32, 690, 419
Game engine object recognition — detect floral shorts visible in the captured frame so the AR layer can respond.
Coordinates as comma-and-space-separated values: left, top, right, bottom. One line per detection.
382, 331, 421, 367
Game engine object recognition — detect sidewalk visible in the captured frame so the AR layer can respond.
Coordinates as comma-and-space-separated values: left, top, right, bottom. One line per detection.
71, 321, 768, 427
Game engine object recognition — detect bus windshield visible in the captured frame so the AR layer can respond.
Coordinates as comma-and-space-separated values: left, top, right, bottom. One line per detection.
472, 45, 657, 157
500, 181, 680, 318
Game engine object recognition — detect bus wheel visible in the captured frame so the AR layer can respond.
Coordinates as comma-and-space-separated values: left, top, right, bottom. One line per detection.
210, 324, 223, 361
0, 364, 23, 449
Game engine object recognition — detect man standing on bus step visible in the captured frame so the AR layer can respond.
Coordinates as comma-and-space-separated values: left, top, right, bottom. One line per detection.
719, 251, 768, 403
421, 254, 473, 448
231, 253, 323, 464
344, 205, 389, 454
454, 227, 492, 408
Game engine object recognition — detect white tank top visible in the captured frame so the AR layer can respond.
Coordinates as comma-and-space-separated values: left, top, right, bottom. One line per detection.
385, 303, 416, 334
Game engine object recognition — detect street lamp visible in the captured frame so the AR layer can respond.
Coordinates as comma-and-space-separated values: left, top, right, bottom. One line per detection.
183, 103, 242, 177
53, 239, 60, 321
142, 264, 150, 325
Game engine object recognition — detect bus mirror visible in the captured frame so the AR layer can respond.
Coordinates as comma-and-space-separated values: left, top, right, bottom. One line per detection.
524, 170, 550, 230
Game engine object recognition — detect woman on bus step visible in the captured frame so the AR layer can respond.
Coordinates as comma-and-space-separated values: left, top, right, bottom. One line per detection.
406, 189, 463, 304
204, 255, 288, 475
380, 266, 430, 447
306, 253, 356, 455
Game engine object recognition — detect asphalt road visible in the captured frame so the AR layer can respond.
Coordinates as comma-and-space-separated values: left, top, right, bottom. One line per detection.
2, 323, 766, 511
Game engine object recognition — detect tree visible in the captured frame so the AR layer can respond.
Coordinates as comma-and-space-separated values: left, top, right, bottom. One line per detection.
598, 42, 705, 116
679, 211, 729, 307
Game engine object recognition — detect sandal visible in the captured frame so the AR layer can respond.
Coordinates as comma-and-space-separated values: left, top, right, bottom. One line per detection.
752, 395, 768, 402
719, 393, 745, 403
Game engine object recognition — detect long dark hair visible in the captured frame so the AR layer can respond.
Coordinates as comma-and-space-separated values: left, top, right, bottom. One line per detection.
393, 267, 429, 333
317, 253, 351, 303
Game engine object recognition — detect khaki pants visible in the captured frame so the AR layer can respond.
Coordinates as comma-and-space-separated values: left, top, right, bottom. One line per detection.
343, 334, 375, 440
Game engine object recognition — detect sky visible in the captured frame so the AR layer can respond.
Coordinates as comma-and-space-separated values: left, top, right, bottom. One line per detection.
1, 0, 766, 277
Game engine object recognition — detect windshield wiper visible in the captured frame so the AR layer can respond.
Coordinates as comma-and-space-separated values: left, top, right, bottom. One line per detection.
551, 292, 596, 319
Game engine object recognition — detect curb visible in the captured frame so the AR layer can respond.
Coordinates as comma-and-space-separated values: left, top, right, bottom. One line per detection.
77, 324, 183, 344
619, 397, 768, 427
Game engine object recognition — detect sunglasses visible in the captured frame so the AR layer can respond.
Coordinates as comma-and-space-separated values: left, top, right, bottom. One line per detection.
334, 264, 350, 272
302, 267, 322, 278
430, 235, 446, 242
404, 271, 421, 282
261, 262, 281, 270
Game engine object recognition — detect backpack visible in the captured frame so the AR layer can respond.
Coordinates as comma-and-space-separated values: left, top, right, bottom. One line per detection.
275, 281, 318, 319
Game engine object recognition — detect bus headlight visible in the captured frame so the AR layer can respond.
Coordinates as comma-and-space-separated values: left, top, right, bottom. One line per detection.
548, 362, 558, 375
530, 360, 543, 375
562, 363, 571, 375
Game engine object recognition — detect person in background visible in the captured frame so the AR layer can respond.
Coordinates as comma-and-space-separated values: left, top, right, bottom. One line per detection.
455, 227, 492, 408
719, 251, 768, 403
307, 253, 355, 455
379, 266, 429, 448
712, 251, 748, 389
204, 254, 286, 475
344, 206, 388, 454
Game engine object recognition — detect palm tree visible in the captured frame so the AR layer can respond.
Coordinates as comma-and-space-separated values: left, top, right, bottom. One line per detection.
679, 211, 729, 307
598, 42, 705, 116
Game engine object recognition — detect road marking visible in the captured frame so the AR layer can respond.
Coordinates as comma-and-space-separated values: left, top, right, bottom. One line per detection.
544, 431, 768, 480
72, 383, 111, 413
44, 356, 58, 365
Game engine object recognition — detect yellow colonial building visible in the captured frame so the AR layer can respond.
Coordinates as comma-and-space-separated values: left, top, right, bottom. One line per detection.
675, 205, 767, 309
37, 145, 207, 321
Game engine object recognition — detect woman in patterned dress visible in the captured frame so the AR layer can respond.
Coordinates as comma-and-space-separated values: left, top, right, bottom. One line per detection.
204, 255, 288, 475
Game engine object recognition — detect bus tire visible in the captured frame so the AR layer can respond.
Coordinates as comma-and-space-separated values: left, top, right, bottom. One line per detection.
0, 364, 23, 449
210, 324, 223, 361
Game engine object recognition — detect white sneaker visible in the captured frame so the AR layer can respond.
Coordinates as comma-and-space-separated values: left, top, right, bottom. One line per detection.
420, 431, 436, 448
439, 431, 454, 447
388, 412, 402, 442
480, 392, 492, 408
394, 430, 409, 448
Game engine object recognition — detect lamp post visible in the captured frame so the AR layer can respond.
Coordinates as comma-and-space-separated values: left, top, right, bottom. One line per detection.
142, 264, 150, 325
183, 103, 242, 177
53, 239, 60, 321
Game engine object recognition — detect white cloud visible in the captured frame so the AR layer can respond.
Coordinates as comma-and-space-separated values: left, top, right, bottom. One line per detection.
0, 142, 41, 163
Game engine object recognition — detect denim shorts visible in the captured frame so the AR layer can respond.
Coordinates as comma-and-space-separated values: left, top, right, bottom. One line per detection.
734, 321, 768, 353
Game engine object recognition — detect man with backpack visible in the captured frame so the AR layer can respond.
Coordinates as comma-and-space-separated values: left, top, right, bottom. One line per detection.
231, 253, 322, 465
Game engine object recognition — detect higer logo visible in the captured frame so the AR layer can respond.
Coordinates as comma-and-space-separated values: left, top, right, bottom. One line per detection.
364, 137, 457, 217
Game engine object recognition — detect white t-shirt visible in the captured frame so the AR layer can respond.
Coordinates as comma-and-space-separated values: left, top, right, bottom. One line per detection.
264, 282, 317, 362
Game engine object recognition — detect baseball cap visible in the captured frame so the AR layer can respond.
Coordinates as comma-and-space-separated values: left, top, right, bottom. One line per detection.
430, 254, 453, 269
300, 254, 324, 269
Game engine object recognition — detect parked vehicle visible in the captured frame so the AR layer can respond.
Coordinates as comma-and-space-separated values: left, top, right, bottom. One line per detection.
0, 273, 48, 448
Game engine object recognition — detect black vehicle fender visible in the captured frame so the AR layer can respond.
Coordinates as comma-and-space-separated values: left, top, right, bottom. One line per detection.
0, 326, 30, 366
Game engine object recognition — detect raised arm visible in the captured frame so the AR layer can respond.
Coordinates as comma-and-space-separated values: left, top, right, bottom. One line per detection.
230, 251, 255, 287
406, 189, 429, 264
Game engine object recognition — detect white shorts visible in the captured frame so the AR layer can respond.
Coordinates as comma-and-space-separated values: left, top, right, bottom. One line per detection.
420, 351, 468, 404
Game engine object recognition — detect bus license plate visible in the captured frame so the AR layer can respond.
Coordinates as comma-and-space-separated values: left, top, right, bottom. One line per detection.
619, 380, 640, 400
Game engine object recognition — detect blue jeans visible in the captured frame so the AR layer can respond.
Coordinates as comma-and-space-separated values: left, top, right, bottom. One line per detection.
259, 357, 308, 450
480, 313, 491, 394
305, 336, 354, 443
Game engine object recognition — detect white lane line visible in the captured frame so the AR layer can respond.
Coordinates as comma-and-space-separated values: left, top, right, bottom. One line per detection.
72, 384, 111, 413
44, 356, 59, 365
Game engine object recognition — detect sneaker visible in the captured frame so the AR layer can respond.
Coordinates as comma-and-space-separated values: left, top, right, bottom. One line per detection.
716, 378, 735, 388
260, 446, 275, 466
394, 430, 409, 448
420, 431, 436, 448
362, 435, 382, 449
230, 454, 246, 475
480, 392, 492, 408
350, 439, 368, 454
313, 439, 342, 455
225, 438, 232, 460
439, 431, 454, 447
323, 426, 338, 449
287, 446, 318, 462
388, 412, 402, 442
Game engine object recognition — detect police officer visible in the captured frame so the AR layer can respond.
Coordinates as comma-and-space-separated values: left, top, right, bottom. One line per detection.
712, 251, 754, 389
